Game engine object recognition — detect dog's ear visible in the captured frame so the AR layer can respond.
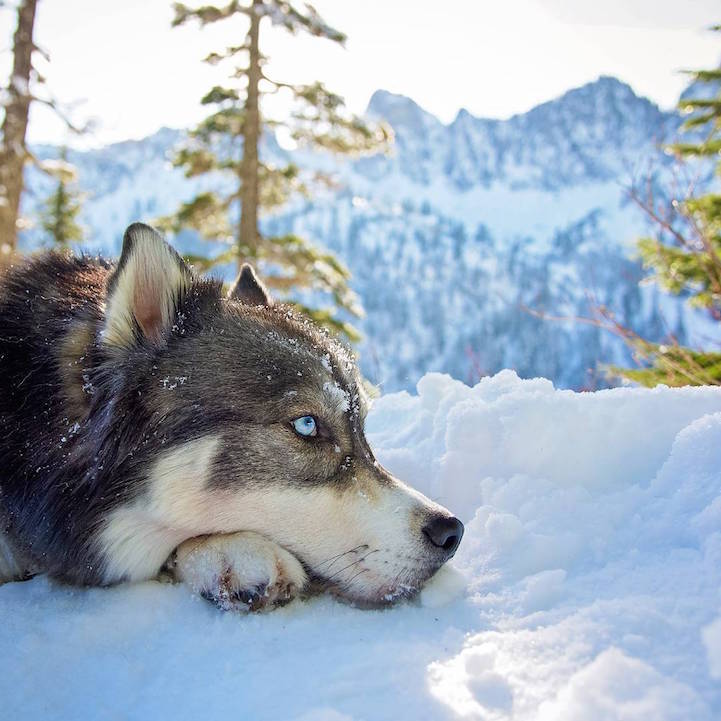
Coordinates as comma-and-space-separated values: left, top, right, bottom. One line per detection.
102, 223, 192, 348
228, 263, 273, 307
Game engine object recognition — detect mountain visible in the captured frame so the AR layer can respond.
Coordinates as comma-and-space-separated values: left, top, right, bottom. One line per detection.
19, 76, 713, 391
365, 77, 674, 191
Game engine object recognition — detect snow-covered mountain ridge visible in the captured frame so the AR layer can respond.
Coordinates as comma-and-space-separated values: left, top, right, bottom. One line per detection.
20, 76, 708, 391
364, 76, 674, 191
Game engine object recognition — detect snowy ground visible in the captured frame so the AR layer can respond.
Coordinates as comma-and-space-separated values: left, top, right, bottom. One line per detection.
1, 371, 720, 720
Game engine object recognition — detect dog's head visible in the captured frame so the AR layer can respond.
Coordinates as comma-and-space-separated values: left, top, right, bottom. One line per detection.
97, 223, 463, 605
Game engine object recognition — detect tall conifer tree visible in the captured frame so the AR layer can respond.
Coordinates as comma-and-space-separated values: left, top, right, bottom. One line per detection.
0, 0, 87, 262
163, 1, 389, 340
0, 0, 38, 259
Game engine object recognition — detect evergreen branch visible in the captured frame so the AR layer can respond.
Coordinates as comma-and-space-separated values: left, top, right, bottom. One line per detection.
155, 192, 234, 242
677, 112, 716, 129
255, 1, 345, 44
288, 81, 392, 154
628, 184, 721, 314
38, 149, 85, 247
173, 147, 218, 176
189, 107, 245, 140
201, 85, 241, 105
671, 140, 721, 156
258, 162, 304, 208
184, 248, 238, 270
172, 1, 250, 27
678, 68, 721, 84
679, 98, 721, 110
204, 44, 250, 65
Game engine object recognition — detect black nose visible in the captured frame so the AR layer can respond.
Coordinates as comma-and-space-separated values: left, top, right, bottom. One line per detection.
422, 515, 464, 556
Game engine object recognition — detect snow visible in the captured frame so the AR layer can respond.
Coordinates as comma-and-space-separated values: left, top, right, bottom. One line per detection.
2, 371, 720, 719
704, 615, 721, 680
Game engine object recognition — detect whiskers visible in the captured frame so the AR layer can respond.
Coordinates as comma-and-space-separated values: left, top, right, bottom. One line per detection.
313, 544, 368, 574
302, 545, 428, 607
321, 548, 379, 586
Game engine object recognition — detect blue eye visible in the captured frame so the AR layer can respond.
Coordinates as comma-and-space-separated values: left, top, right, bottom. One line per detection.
292, 415, 317, 437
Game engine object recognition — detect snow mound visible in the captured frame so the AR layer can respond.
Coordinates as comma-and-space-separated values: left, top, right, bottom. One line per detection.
2, 371, 720, 719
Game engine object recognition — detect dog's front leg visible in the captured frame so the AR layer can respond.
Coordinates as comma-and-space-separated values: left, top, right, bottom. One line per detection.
170, 532, 307, 612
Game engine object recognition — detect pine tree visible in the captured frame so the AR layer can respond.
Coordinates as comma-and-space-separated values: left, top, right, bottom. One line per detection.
0, 0, 38, 261
160, 1, 389, 341
39, 150, 84, 248
612, 29, 721, 387
0, 0, 87, 264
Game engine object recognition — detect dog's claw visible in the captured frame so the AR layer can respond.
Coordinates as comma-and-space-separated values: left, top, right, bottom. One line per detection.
231, 584, 265, 610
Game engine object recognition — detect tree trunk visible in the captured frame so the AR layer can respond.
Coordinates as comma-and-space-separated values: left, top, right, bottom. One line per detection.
238, 0, 261, 270
0, 0, 37, 259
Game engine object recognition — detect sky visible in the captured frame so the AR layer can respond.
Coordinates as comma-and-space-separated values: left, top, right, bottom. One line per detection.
1, 0, 720, 148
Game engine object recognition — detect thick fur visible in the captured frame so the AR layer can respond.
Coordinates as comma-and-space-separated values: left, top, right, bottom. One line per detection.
0, 223, 462, 609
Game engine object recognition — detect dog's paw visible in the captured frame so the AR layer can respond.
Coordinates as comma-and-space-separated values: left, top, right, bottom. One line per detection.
172, 531, 306, 612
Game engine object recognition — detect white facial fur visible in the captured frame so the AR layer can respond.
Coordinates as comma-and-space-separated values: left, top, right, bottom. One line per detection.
100, 435, 222, 582
100, 433, 448, 603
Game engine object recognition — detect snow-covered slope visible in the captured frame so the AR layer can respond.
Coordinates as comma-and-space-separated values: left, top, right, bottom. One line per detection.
20, 76, 709, 391
2, 373, 720, 719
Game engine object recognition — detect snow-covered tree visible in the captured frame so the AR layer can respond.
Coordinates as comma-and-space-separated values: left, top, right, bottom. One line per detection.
161, 0, 389, 340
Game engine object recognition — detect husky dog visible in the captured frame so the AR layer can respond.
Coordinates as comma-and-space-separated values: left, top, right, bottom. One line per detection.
0, 223, 463, 611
